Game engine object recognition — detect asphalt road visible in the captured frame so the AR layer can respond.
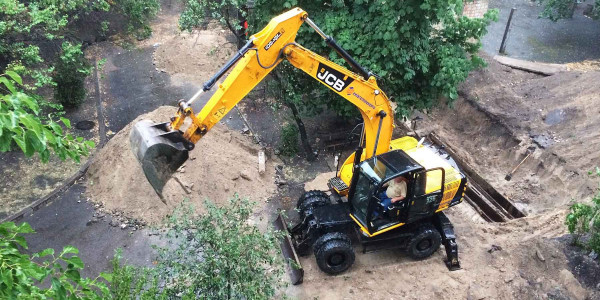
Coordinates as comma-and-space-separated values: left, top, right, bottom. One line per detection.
21, 183, 163, 278
482, 0, 600, 63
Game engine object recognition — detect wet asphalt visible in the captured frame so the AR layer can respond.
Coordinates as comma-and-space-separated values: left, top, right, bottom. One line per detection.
481, 0, 600, 63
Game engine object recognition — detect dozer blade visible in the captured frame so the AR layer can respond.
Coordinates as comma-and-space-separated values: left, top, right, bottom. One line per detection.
129, 120, 194, 197
273, 212, 304, 285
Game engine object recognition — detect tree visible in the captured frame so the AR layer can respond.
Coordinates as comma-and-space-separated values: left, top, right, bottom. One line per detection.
180, 1, 497, 117
0, 0, 160, 88
0, 72, 94, 162
0, 221, 111, 299
539, 0, 600, 21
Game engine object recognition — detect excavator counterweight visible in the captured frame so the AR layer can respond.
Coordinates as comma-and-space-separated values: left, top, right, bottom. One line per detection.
130, 120, 193, 196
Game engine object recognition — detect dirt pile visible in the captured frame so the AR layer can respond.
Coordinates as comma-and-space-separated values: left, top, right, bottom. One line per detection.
418, 53, 600, 215
86, 106, 277, 224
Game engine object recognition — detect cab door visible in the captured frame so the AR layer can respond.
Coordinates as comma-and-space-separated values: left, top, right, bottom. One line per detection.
406, 168, 445, 223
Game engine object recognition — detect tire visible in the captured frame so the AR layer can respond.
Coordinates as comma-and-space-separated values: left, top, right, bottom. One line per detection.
315, 239, 355, 275
297, 190, 329, 217
407, 223, 442, 260
313, 232, 352, 256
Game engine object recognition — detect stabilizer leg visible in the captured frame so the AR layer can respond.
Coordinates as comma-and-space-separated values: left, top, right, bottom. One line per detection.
433, 212, 461, 271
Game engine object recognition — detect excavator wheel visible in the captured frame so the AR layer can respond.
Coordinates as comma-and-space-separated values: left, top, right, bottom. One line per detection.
313, 232, 352, 256
407, 223, 442, 260
297, 190, 329, 218
315, 237, 355, 275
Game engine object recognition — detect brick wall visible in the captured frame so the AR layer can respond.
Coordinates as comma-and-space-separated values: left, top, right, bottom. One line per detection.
462, 0, 489, 18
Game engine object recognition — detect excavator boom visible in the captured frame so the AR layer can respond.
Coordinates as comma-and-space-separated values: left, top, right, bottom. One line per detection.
130, 7, 394, 197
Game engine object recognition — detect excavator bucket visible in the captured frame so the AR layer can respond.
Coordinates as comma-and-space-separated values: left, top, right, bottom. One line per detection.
273, 212, 304, 285
129, 120, 193, 197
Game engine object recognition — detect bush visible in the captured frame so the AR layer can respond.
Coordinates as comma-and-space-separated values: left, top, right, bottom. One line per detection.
53, 42, 92, 108
278, 122, 299, 157
565, 168, 600, 253
0, 222, 110, 299
111, 197, 286, 299
116, 0, 161, 40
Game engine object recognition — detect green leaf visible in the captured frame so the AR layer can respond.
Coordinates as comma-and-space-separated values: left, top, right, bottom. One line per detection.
5, 71, 22, 85
51, 277, 67, 300
60, 117, 71, 128
60, 245, 79, 256
49, 122, 63, 135
0, 77, 16, 94
12, 136, 28, 156
64, 256, 84, 269
37, 248, 55, 257
99, 272, 113, 282
65, 269, 81, 282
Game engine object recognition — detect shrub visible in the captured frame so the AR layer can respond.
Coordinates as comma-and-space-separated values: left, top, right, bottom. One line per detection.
278, 122, 299, 157
110, 197, 286, 299
565, 168, 600, 253
53, 42, 92, 108
116, 0, 161, 40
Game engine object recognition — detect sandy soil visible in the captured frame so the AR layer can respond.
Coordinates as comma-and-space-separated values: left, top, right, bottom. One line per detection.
418, 53, 600, 216
137, 4, 237, 87
86, 106, 278, 224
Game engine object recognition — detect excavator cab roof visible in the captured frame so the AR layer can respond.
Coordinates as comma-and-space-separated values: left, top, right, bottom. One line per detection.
359, 150, 424, 184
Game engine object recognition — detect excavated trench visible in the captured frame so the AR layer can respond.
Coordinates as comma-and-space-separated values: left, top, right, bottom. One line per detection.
427, 133, 526, 222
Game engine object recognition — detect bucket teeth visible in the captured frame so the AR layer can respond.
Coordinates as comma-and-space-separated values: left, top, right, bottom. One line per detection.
130, 120, 192, 197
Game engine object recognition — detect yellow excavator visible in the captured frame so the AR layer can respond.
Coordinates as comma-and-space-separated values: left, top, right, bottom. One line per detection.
130, 8, 467, 284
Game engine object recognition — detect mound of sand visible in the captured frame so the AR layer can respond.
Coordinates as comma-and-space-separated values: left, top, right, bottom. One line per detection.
86, 106, 277, 224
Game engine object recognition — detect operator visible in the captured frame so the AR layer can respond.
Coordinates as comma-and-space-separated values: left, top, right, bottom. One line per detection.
379, 176, 408, 210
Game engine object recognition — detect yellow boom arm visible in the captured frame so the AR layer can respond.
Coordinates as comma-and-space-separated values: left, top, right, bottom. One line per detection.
171, 7, 394, 169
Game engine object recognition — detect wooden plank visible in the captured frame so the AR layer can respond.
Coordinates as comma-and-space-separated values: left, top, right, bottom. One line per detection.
494, 55, 567, 76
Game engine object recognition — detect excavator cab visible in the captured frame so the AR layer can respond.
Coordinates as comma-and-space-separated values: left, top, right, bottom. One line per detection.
348, 151, 446, 235
130, 120, 195, 196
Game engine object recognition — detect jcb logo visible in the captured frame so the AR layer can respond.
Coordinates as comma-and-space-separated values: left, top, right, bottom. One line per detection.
316, 63, 354, 92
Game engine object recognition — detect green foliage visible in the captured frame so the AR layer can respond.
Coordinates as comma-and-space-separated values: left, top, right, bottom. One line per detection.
53, 42, 92, 108
0, 0, 111, 88
150, 197, 285, 299
116, 0, 160, 40
279, 122, 299, 157
0, 72, 94, 162
179, 0, 247, 46
565, 169, 600, 253
109, 250, 166, 299
539, 0, 600, 21
0, 221, 110, 299
180, 1, 497, 118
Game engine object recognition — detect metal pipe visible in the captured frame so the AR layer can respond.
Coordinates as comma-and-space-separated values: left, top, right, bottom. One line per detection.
305, 17, 370, 79
499, 8, 516, 54
371, 111, 387, 157
305, 17, 327, 39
